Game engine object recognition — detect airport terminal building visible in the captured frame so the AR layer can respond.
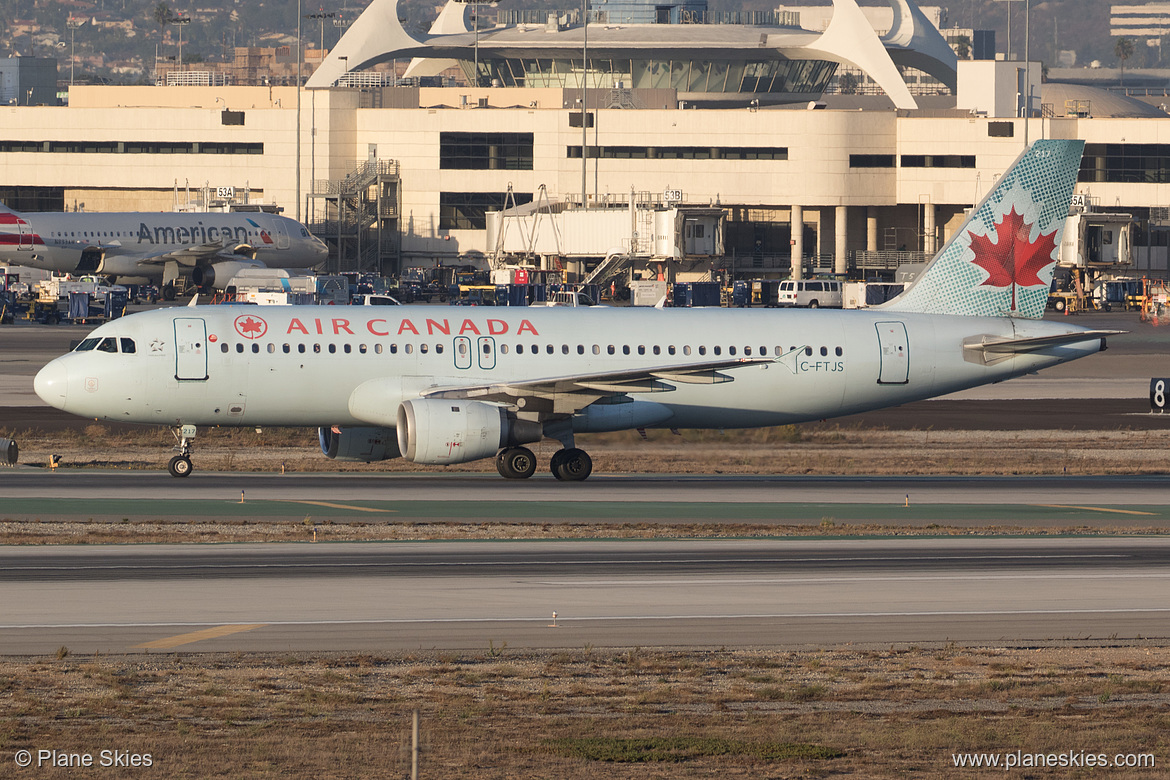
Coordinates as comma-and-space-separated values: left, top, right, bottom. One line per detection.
2, 0, 1170, 284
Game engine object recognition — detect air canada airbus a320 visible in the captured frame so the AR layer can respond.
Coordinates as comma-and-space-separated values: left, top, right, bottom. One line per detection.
35, 140, 1118, 481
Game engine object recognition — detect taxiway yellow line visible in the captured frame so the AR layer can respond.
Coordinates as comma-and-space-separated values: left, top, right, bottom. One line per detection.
134, 624, 267, 649
278, 500, 395, 513
1033, 504, 1158, 516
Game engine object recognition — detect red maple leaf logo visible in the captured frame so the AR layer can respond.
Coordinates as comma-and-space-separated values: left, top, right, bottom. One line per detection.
234, 315, 267, 340
969, 206, 1058, 311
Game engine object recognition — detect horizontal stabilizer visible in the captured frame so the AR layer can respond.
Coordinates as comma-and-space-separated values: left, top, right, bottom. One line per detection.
962, 330, 1123, 365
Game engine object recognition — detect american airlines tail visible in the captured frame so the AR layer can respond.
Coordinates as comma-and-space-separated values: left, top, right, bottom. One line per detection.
883, 139, 1084, 319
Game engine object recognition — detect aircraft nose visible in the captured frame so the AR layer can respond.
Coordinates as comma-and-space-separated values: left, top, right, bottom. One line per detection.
34, 359, 68, 410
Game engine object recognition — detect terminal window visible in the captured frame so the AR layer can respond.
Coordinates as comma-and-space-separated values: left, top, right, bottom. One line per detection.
439, 192, 533, 230
567, 146, 786, 160
900, 155, 976, 168
1080, 143, 1170, 184
850, 154, 895, 167
440, 132, 534, 170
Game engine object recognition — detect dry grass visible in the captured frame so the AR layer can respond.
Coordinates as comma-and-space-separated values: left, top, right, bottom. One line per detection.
10, 422, 1170, 476
3, 646, 1168, 778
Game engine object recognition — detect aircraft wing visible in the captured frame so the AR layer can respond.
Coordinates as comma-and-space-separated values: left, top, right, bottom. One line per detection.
421, 356, 779, 415
130, 242, 251, 267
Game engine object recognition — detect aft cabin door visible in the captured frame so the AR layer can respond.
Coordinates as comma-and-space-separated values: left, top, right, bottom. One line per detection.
477, 337, 496, 370
16, 218, 31, 250
875, 321, 909, 385
174, 318, 208, 381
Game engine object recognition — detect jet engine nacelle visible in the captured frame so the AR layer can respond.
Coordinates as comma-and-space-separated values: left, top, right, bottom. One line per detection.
190, 257, 264, 290
396, 399, 541, 465
318, 426, 401, 462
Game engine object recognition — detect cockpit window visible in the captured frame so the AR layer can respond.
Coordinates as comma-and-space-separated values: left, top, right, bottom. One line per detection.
96, 338, 118, 353
120, 338, 136, 354
74, 337, 101, 352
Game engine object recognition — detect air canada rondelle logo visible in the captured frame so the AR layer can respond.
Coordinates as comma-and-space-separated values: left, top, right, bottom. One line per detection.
234, 314, 268, 340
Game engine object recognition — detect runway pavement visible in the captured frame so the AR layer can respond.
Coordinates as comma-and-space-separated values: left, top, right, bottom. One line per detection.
3, 470, 1170, 526
2, 537, 1168, 654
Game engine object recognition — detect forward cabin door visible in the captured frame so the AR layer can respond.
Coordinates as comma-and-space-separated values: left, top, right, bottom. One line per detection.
174, 318, 209, 381
875, 321, 909, 385
273, 219, 291, 249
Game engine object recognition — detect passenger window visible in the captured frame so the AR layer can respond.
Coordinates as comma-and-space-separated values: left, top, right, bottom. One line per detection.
714, 346, 721, 356
699, 346, 706, 356
820, 347, 828, 356
653, 346, 660, 355
221, 343, 229, 354
805, 347, 813, 356
592, 345, 600, 355
390, 344, 398, 354
500, 344, 509, 354
283, 344, 290, 353
359, 344, 367, 354
267, 344, 275, 354
683, 345, 691, 356
436, 344, 444, 354
562, 345, 569, 354
298, 344, 306, 354
120, 338, 136, 354
313, 344, 321, 354
420, 343, 429, 354
836, 347, 843, 356
623, 345, 630, 355
607, 345, 615, 355
546, 345, 553, 354
638, 346, 646, 355
577, 345, 585, 355
745, 347, 752, 356
668, 346, 676, 355
729, 346, 737, 356
532, 344, 538, 354
236, 344, 244, 353
344, 344, 351, 354
517, 344, 524, 354
328, 344, 336, 354
375, 344, 383, 355
406, 344, 414, 354
252, 343, 260, 354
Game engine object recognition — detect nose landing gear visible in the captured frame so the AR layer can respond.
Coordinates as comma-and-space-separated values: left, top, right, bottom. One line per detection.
168, 424, 196, 478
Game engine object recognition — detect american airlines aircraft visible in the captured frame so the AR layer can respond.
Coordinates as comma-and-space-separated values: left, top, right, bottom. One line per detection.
34, 140, 1117, 481
0, 205, 328, 300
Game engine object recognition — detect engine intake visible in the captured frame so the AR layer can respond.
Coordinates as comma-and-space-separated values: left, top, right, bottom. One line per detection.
318, 426, 400, 462
191, 258, 263, 290
396, 399, 541, 465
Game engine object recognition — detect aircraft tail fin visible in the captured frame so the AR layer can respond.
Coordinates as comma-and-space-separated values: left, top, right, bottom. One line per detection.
881, 139, 1085, 319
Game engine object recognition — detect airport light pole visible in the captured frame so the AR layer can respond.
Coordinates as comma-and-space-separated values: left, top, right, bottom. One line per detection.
173, 15, 190, 72
332, 15, 349, 47
67, 17, 83, 87
581, 0, 588, 209
306, 11, 334, 53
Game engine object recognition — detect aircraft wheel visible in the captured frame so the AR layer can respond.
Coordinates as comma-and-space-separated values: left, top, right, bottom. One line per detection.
551, 448, 592, 482
1053, 298, 1066, 312
168, 455, 193, 478
496, 447, 536, 479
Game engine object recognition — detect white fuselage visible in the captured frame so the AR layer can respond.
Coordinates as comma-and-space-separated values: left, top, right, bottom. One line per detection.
0, 211, 328, 283
34, 305, 1105, 430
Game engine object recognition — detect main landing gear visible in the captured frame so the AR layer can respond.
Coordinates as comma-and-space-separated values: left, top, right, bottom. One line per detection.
494, 446, 593, 481
168, 425, 196, 478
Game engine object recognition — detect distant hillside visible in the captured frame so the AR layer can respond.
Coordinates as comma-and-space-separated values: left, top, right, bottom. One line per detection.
0, 0, 1139, 84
